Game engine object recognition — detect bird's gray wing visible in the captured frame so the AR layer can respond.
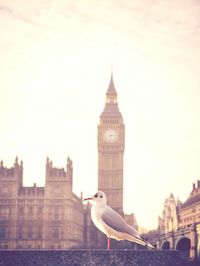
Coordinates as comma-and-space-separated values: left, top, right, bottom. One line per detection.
101, 206, 141, 239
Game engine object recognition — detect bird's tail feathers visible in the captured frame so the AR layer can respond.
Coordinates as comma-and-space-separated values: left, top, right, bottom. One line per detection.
145, 241, 155, 250
132, 235, 155, 250
141, 236, 155, 250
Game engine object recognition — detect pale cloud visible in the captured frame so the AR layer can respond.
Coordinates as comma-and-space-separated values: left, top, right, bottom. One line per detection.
0, 2, 39, 25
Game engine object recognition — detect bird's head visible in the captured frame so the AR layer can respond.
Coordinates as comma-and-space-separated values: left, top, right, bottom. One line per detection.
83, 191, 107, 205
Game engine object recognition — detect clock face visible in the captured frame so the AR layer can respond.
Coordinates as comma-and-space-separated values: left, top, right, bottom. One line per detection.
103, 128, 119, 143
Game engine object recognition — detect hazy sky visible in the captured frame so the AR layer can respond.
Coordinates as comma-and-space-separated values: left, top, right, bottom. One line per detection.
0, 0, 200, 229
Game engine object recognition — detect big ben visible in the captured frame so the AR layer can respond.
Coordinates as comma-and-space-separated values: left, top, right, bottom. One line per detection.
98, 73, 125, 215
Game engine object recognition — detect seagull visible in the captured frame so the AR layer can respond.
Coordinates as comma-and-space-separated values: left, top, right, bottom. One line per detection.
84, 191, 155, 250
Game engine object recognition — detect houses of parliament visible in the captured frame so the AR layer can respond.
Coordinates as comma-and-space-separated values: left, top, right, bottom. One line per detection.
1, 75, 200, 257
0, 74, 137, 249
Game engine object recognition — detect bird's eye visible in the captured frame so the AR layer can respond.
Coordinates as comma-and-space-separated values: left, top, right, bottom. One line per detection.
94, 194, 98, 198
100, 195, 103, 198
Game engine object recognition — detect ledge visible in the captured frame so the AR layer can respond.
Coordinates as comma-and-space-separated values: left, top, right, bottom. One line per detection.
0, 249, 186, 266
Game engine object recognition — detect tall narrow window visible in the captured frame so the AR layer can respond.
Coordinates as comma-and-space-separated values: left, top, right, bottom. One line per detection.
0, 206, 9, 220
52, 228, 60, 239
27, 227, 33, 239
53, 207, 61, 220
0, 227, 6, 239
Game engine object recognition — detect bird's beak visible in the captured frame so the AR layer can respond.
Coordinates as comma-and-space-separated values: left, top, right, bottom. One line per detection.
83, 197, 92, 201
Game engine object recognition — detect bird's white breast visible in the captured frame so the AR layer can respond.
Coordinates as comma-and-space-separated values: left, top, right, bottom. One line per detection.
91, 204, 108, 236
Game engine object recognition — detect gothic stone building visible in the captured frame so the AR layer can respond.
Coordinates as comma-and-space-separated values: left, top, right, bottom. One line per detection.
158, 193, 182, 234
158, 181, 200, 235
0, 157, 84, 249
157, 181, 200, 260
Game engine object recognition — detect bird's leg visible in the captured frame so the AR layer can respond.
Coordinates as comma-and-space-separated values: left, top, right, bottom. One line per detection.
107, 237, 110, 250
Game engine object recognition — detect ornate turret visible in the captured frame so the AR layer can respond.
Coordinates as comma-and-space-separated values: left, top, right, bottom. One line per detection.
106, 73, 117, 103
0, 157, 23, 194
45, 156, 74, 200
46, 157, 65, 178
66, 157, 73, 179
14, 156, 19, 166
45, 156, 73, 180
100, 73, 122, 119
159, 193, 179, 234
182, 179, 200, 208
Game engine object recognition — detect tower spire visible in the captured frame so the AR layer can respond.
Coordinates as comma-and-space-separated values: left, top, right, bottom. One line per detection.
111, 64, 113, 76
100, 71, 122, 118
106, 69, 117, 103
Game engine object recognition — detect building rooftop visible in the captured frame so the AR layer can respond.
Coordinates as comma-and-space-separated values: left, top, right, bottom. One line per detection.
181, 180, 200, 208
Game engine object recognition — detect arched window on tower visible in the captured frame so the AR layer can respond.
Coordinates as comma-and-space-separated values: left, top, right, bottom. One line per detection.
106, 95, 117, 104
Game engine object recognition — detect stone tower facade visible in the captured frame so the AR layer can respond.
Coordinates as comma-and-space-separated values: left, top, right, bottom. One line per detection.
158, 193, 181, 234
0, 157, 84, 249
0, 157, 23, 249
98, 73, 125, 215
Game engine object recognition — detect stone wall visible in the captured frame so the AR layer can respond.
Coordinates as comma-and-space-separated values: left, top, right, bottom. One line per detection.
0, 250, 189, 266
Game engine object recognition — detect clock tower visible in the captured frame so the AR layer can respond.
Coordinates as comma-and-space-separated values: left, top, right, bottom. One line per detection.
98, 73, 125, 215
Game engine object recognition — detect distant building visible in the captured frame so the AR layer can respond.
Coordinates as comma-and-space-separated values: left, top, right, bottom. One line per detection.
158, 193, 181, 234
158, 181, 200, 233
156, 180, 200, 261
0, 157, 84, 249
179, 181, 200, 228
124, 213, 138, 230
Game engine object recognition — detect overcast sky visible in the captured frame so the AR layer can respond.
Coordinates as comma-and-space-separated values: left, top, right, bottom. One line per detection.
0, 0, 200, 229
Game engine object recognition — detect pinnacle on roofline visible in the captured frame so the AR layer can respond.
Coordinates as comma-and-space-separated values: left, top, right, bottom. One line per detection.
106, 72, 117, 96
